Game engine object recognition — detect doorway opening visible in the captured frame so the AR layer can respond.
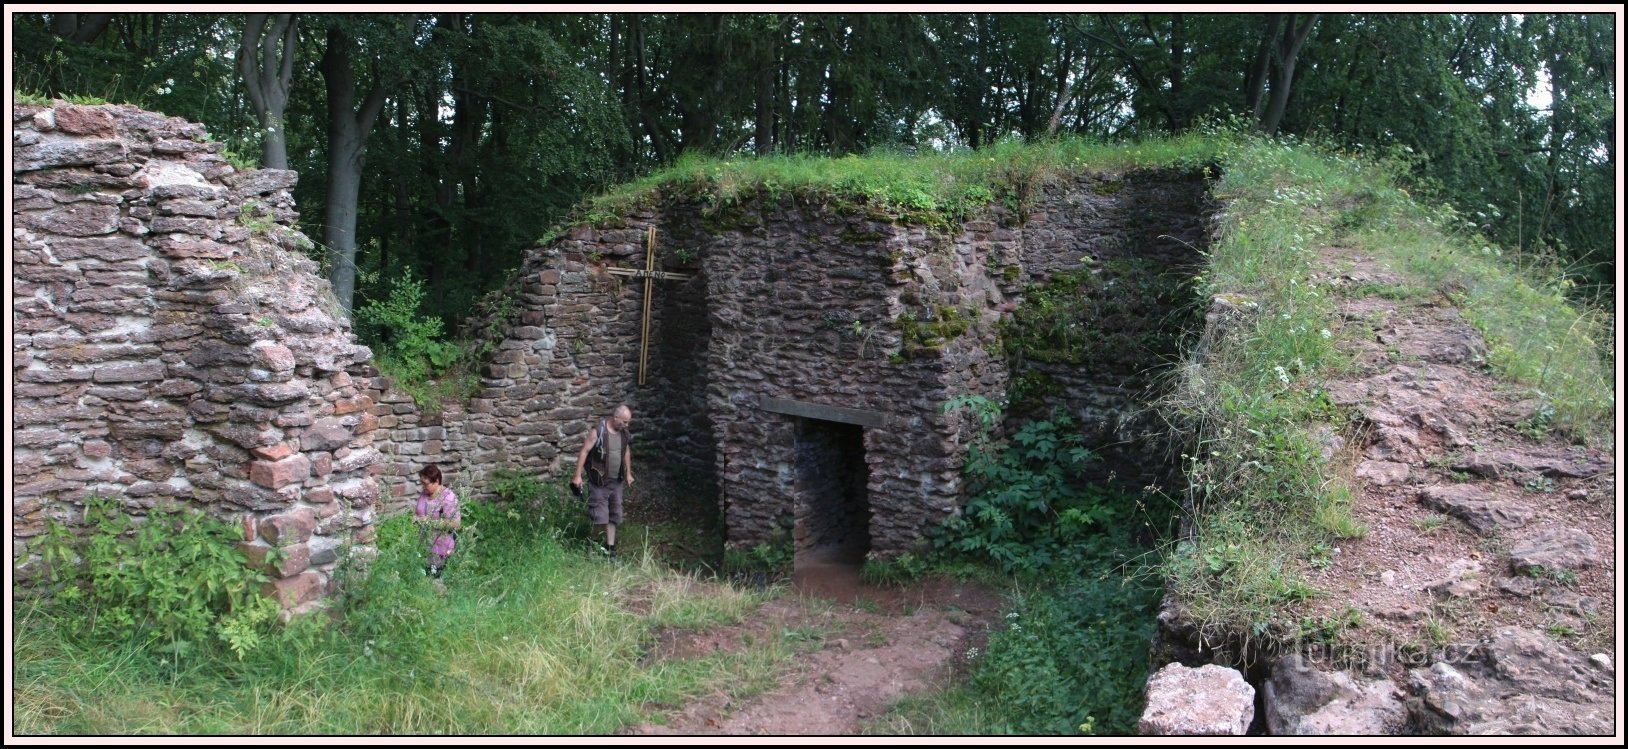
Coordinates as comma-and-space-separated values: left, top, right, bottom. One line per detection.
791, 417, 870, 599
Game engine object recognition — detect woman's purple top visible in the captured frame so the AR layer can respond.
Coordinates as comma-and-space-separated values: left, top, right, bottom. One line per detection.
415, 486, 460, 559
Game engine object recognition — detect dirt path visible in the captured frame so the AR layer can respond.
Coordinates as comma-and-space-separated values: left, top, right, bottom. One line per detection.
626, 563, 1005, 736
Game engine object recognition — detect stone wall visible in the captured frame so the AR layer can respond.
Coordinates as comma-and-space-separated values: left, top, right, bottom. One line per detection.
9, 102, 1208, 592
360, 377, 473, 509
1003, 171, 1211, 490
12, 102, 378, 611
701, 203, 999, 554
424, 204, 713, 514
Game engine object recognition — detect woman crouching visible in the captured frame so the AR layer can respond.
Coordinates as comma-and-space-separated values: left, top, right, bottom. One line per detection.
413, 464, 461, 578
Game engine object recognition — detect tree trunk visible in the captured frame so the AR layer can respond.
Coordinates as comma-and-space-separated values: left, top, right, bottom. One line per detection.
320, 25, 394, 315
1244, 14, 1281, 120
239, 13, 299, 169
50, 13, 114, 44
630, 15, 671, 163
1260, 13, 1318, 135
755, 24, 776, 156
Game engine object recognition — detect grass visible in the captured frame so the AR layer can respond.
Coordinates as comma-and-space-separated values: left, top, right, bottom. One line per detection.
1349, 212, 1613, 446
13, 515, 787, 735
1413, 514, 1448, 536
562, 133, 1223, 238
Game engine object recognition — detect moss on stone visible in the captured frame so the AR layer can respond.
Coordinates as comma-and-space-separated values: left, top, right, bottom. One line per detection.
841, 225, 886, 244
896, 304, 974, 359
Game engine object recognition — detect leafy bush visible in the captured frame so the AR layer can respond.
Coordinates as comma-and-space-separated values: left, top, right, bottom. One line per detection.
354, 271, 464, 407
936, 395, 1117, 575
482, 468, 591, 548
326, 514, 443, 666
30, 497, 278, 659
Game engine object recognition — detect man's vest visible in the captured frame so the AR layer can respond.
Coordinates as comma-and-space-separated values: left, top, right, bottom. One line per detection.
588, 420, 628, 485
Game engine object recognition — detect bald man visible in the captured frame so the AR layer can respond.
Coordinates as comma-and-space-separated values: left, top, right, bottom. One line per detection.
571, 404, 634, 558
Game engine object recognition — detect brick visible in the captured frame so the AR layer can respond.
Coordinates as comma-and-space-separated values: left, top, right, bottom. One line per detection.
250, 341, 296, 372
257, 507, 317, 546
261, 570, 323, 608
270, 543, 311, 577
251, 443, 296, 461
92, 362, 165, 383
249, 454, 310, 489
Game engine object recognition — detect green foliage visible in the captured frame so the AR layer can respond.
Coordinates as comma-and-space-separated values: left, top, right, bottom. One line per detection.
859, 552, 932, 587
970, 577, 1161, 735
1521, 564, 1579, 586
878, 394, 1170, 736
488, 467, 591, 545
236, 199, 276, 234
586, 135, 1223, 238
936, 396, 1116, 575
722, 542, 794, 577
15, 88, 52, 106
355, 271, 466, 409
17, 503, 790, 735
895, 305, 973, 358
324, 514, 449, 667
1162, 137, 1388, 648
490, 467, 544, 505
29, 496, 277, 660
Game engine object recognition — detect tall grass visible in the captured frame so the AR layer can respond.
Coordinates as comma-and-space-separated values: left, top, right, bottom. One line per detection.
1159, 138, 1367, 649
14, 513, 780, 735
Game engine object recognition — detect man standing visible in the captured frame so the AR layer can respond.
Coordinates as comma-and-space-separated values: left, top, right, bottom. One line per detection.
571, 404, 634, 558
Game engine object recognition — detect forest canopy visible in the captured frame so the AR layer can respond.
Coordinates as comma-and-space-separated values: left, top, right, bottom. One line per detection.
13, 12, 1616, 321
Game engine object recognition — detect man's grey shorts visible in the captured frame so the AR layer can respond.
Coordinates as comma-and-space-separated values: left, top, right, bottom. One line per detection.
588, 482, 624, 525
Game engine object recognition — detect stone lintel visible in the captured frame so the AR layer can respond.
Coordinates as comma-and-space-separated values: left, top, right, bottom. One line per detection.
759, 396, 885, 428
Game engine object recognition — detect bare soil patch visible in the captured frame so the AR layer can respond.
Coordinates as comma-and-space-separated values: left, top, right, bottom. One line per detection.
626, 572, 1004, 736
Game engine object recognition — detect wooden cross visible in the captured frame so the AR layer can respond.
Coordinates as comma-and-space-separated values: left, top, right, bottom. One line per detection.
604, 227, 694, 386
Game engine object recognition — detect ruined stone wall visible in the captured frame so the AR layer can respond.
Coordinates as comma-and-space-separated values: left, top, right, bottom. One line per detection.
359, 377, 474, 511
1006, 171, 1211, 490
703, 202, 997, 554
456, 223, 641, 491
446, 205, 713, 508
12, 102, 378, 611
628, 208, 715, 510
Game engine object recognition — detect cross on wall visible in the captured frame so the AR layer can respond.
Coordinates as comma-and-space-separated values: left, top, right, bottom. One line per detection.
603, 227, 694, 386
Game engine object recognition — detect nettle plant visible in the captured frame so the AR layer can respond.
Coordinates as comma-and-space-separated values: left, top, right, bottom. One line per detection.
32, 496, 279, 659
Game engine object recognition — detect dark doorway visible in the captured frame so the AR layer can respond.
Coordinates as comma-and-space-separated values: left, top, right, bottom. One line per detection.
791, 417, 870, 599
